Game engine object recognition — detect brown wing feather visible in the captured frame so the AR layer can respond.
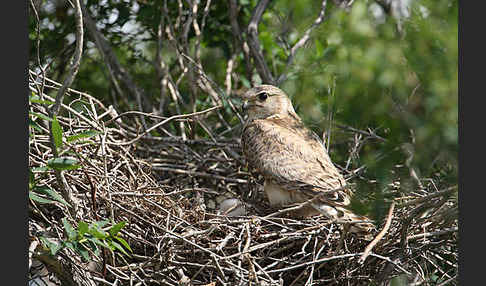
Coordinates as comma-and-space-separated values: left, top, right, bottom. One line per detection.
242, 115, 350, 206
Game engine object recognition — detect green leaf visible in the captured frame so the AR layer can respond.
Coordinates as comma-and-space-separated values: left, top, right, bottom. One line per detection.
115, 236, 132, 253
29, 118, 43, 132
88, 236, 109, 250
35, 186, 72, 207
89, 226, 107, 240
47, 157, 81, 171
40, 236, 63, 256
109, 221, 126, 236
32, 166, 50, 172
315, 39, 324, 58
62, 218, 77, 240
51, 116, 63, 151
63, 241, 75, 251
78, 221, 89, 237
29, 192, 56, 204
67, 130, 101, 142
85, 239, 101, 257
29, 96, 55, 105
93, 220, 110, 229
29, 112, 53, 122
77, 245, 91, 261
111, 240, 129, 256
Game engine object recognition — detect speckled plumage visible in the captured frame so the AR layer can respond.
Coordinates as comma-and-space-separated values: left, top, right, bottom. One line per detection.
241, 85, 374, 235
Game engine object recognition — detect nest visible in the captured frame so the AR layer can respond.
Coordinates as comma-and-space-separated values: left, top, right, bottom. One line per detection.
28, 72, 458, 286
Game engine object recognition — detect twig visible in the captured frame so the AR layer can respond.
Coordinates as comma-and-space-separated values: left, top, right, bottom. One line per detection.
221, 237, 289, 260
80, 1, 148, 129
436, 274, 457, 286
33, 250, 78, 286
277, 0, 329, 85
29, 69, 108, 110
106, 110, 171, 122
45, 0, 83, 219
334, 123, 387, 142
151, 162, 246, 182
228, 0, 254, 83
406, 227, 458, 241
247, 0, 275, 84
180, 52, 245, 124
50, 0, 83, 117
399, 186, 457, 207
28, 238, 39, 270
109, 199, 223, 259
29, 0, 47, 101
359, 201, 395, 264
109, 105, 222, 146
267, 252, 410, 275
211, 254, 227, 282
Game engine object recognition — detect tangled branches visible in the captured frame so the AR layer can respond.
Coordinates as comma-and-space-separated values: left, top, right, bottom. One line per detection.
28, 71, 457, 285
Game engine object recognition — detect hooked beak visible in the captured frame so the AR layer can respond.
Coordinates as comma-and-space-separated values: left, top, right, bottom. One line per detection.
242, 100, 249, 112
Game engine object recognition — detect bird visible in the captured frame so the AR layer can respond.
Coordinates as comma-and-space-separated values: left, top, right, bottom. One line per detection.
240, 84, 375, 235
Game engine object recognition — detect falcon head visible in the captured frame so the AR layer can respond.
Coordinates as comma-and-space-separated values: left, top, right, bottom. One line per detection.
241, 85, 297, 120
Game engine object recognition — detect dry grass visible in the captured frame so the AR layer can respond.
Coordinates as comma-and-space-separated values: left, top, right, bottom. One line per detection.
28, 71, 457, 286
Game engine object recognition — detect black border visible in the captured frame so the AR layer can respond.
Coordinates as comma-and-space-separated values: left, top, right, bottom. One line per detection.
14, 0, 29, 283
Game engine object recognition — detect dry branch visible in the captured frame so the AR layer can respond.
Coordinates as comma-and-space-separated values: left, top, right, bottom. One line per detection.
276, 0, 329, 85
80, 2, 148, 129
29, 75, 458, 285
247, 0, 275, 85
28, 0, 457, 281
45, 0, 84, 219
359, 201, 395, 264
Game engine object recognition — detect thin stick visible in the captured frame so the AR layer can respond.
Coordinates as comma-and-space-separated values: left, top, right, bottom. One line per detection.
406, 227, 458, 241
277, 0, 328, 85
50, 0, 83, 117
359, 201, 395, 264
44, 0, 83, 219
110, 200, 223, 259
152, 166, 247, 184
246, 0, 274, 84
399, 186, 457, 207
334, 123, 386, 142
109, 105, 222, 146
266, 252, 410, 275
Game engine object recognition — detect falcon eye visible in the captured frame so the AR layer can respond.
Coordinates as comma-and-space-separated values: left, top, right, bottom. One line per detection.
257, 92, 268, 101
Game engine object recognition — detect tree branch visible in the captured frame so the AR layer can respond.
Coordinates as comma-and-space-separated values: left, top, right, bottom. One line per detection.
47, 0, 84, 218
229, 0, 254, 84
49, 0, 83, 117
359, 201, 395, 264
277, 0, 329, 85
246, 0, 275, 85
80, 2, 148, 129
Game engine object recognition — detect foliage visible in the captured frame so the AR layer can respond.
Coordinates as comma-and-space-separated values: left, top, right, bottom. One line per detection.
267, 0, 457, 220
28, 91, 131, 276
29, 0, 457, 181
29, 0, 457, 284
39, 219, 131, 261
